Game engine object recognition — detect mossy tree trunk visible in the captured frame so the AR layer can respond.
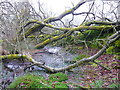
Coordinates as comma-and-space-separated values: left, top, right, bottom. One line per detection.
1, 0, 120, 73
1, 31, 119, 72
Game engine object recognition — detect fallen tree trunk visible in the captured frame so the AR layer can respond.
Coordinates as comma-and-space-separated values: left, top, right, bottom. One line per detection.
1, 31, 119, 73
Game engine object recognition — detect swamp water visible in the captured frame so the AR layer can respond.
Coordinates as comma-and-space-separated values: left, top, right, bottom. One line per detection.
0, 46, 77, 88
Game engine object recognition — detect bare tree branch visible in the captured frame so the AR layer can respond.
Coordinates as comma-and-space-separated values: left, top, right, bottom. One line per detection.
24, 20, 115, 31
18, 0, 88, 39
44, 0, 87, 23
1, 31, 119, 73
84, 21, 120, 26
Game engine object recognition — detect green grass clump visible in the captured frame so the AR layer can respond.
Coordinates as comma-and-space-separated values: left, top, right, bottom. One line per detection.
49, 72, 68, 82
8, 74, 52, 88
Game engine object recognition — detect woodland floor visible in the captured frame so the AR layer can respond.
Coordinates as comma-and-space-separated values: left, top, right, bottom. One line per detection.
1, 47, 120, 88
65, 47, 120, 88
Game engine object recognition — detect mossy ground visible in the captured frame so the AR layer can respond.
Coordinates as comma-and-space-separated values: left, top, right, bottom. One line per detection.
8, 72, 79, 88
8, 74, 52, 88
49, 72, 68, 82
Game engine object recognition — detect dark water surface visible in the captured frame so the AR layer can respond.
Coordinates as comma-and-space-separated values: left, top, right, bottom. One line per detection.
0, 46, 77, 88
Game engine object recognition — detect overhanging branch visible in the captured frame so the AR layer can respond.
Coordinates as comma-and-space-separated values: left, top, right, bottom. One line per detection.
44, 0, 87, 23
24, 20, 114, 31
1, 31, 120, 73
18, 0, 87, 41
84, 21, 120, 26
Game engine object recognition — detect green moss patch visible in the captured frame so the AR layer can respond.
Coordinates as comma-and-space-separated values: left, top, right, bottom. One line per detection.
8, 74, 52, 88
49, 72, 68, 82
8, 73, 70, 88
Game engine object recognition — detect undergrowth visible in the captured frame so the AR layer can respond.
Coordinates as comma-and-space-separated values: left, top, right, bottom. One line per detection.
8, 72, 84, 88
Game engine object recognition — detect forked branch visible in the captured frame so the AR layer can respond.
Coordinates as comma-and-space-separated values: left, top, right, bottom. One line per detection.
1, 31, 119, 73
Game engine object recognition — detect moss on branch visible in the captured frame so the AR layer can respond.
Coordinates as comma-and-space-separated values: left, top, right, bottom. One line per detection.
35, 31, 71, 48
0, 54, 33, 62
18, 19, 116, 42
17, 0, 87, 40
83, 20, 120, 26
21, 20, 114, 48
1, 31, 119, 73
18, 24, 44, 41
74, 25, 113, 31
